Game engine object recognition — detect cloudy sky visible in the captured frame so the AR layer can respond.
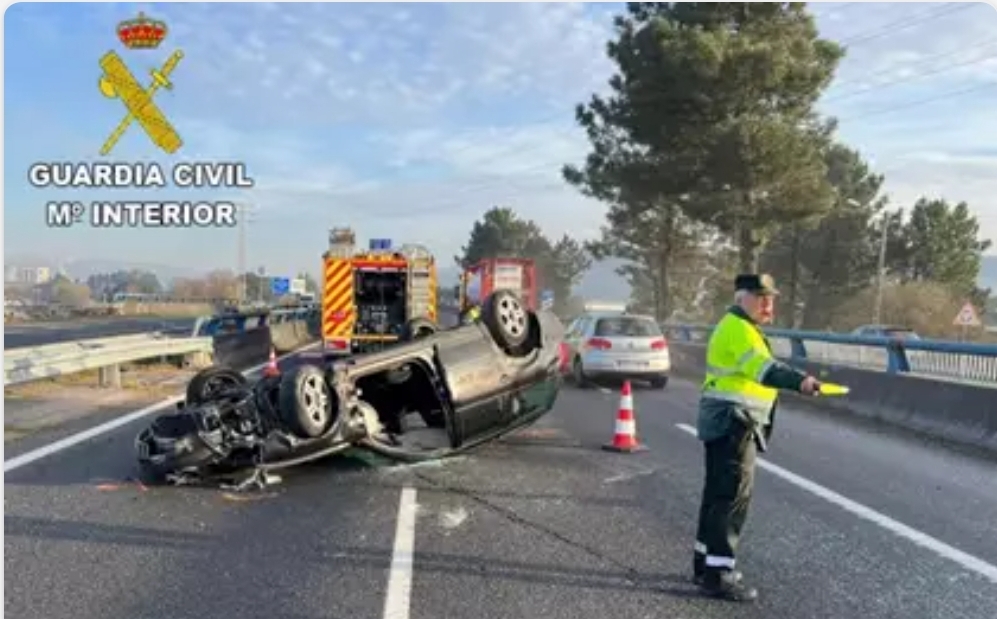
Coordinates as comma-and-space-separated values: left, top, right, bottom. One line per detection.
4, 1, 997, 287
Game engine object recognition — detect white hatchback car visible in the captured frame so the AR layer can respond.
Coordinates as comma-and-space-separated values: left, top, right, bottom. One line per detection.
563, 312, 670, 388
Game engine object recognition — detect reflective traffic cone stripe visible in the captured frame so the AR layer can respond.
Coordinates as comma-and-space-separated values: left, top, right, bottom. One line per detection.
620, 395, 634, 419
614, 416, 636, 437
262, 348, 279, 377
603, 380, 647, 453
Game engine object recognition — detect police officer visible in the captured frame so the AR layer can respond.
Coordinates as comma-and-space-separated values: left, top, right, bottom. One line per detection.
692, 274, 822, 602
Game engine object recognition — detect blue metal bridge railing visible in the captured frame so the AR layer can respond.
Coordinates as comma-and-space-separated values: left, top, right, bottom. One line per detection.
663, 324, 997, 386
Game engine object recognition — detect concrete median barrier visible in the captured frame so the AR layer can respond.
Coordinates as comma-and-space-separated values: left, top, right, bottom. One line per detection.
268, 320, 319, 353
669, 342, 997, 455
269, 323, 299, 353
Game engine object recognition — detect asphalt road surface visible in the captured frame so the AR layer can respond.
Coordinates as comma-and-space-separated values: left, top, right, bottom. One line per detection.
5, 353, 997, 619
4, 317, 198, 348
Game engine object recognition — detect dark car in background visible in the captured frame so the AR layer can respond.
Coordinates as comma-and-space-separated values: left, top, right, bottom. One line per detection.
135, 290, 567, 487
850, 324, 921, 341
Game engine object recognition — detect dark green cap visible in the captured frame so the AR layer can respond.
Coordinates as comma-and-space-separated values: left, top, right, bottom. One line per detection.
735, 273, 779, 296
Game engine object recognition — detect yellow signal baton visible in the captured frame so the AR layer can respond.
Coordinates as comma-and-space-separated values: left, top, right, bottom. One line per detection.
818, 382, 850, 396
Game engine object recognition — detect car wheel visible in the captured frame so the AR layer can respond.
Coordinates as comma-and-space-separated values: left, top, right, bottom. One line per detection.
573, 358, 590, 388
481, 290, 532, 355
650, 376, 668, 389
278, 365, 334, 439
186, 365, 248, 405
401, 317, 438, 341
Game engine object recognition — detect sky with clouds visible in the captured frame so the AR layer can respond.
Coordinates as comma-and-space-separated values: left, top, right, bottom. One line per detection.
4, 1, 997, 287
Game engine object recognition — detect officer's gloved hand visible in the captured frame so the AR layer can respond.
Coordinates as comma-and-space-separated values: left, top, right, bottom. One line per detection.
799, 375, 822, 396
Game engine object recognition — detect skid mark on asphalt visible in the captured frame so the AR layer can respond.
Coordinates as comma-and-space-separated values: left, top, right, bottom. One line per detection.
675, 422, 997, 585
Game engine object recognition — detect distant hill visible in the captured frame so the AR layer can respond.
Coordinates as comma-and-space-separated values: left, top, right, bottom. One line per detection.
60, 260, 204, 285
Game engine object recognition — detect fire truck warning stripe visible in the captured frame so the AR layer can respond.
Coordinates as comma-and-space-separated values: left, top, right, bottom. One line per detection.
322, 261, 354, 339
324, 286, 353, 320
428, 268, 437, 321
324, 261, 349, 285
327, 278, 352, 308
323, 264, 351, 302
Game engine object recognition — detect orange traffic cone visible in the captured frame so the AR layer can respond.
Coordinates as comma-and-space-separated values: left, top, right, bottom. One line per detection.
262, 347, 280, 377
602, 380, 647, 453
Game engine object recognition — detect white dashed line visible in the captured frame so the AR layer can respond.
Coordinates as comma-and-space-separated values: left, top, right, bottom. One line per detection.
675, 422, 997, 584
382, 487, 418, 619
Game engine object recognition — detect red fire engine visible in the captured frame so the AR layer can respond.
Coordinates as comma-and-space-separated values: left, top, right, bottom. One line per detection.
457, 257, 539, 314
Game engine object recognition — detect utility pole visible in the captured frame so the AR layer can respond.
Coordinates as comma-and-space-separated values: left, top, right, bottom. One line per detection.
238, 205, 247, 304
257, 266, 265, 304
873, 212, 889, 325
235, 202, 256, 304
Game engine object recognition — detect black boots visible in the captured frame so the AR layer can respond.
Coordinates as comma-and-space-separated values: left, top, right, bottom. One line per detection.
692, 554, 743, 586
697, 569, 758, 602
692, 568, 743, 586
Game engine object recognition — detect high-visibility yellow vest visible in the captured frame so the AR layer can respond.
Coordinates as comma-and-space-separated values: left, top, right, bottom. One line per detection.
463, 305, 481, 323
702, 310, 778, 415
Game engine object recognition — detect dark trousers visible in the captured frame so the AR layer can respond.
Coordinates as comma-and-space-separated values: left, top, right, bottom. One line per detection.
694, 421, 758, 573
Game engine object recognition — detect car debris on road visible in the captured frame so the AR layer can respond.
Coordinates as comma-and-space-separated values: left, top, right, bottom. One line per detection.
135, 290, 568, 489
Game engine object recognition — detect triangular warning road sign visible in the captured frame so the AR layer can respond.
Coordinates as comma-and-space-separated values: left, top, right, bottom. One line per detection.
953, 302, 981, 327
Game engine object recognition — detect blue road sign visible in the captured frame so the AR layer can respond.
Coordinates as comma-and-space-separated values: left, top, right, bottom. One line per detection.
270, 276, 290, 296
540, 288, 555, 310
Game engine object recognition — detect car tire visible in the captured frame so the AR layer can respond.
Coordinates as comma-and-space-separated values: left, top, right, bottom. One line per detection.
572, 358, 591, 388
186, 365, 248, 405
481, 290, 533, 356
278, 365, 334, 439
401, 317, 438, 341
650, 376, 668, 389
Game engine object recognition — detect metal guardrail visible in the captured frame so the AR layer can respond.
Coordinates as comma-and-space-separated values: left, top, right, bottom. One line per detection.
4, 332, 213, 387
664, 324, 997, 386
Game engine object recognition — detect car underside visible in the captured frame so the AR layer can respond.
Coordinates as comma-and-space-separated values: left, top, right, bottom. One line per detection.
135, 290, 566, 489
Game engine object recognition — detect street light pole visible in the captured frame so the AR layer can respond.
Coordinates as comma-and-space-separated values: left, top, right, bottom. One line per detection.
235, 202, 256, 305
873, 212, 889, 325
238, 206, 247, 304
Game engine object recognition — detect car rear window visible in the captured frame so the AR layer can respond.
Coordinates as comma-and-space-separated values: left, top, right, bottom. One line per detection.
594, 316, 661, 337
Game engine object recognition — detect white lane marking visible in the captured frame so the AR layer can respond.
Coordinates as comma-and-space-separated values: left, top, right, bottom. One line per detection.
675, 423, 997, 584
603, 467, 660, 484
3, 343, 320, 473
382, 487, 418, 619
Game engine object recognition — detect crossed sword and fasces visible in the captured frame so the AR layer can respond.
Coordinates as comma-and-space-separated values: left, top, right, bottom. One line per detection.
98, 49, 184, 156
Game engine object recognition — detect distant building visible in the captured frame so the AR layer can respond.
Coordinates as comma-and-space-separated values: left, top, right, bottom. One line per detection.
6, 266, 53, 285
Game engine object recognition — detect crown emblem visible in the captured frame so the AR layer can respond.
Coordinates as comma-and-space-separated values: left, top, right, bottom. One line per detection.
117, 12, 168, 50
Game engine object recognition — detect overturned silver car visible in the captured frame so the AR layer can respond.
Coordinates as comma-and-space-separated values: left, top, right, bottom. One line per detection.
135, 290, 567, 487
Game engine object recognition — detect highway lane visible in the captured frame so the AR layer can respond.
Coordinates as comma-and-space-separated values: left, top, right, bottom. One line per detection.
407, 383, 997, 619
5, 360, 997, 619
4, 317, 198, 348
